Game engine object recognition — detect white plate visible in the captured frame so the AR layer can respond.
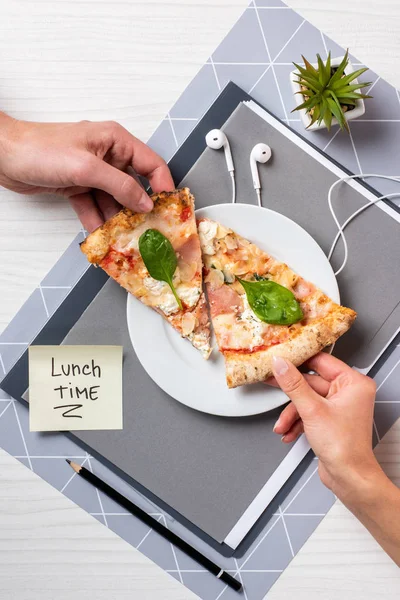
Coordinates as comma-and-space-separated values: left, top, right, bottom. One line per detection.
127, 204, 339, 417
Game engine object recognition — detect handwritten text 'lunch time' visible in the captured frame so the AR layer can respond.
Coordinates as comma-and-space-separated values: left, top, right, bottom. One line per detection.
51, 358, 102, 419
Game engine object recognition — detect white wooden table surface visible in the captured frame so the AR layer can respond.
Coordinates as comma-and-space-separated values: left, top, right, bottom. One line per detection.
0, 1, 399, 598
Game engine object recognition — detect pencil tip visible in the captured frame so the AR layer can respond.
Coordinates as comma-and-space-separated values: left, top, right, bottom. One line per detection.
66, 459, 71, 465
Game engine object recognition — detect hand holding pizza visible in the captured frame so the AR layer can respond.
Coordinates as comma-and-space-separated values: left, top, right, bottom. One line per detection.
271, 353, 400, 567
0, 113, 174, 231
271, 353, 378, 495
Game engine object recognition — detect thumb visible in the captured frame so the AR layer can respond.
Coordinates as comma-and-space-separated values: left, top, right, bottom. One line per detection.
74, 155, 153, 212
272, 356, 322, 419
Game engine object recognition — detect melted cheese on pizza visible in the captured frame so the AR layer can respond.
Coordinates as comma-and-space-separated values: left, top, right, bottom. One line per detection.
200, 218, 333, 353
100, 198, 203, 317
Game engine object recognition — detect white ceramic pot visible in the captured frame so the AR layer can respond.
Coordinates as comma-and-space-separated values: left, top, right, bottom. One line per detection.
290, 56, 366, 131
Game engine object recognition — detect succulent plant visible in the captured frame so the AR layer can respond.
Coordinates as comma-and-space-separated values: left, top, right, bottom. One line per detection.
292, 50, 372, 132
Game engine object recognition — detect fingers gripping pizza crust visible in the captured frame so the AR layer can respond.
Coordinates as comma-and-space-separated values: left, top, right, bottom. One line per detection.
80, 188, 211, 358
198, 218, 356, 388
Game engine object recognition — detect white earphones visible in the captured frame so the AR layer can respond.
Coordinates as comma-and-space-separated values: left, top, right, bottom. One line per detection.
206, 129, 236, 203
205, 132, 272, 205
250, 143, 272, 207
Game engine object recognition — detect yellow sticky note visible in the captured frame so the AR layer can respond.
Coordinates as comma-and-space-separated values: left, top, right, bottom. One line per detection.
29, 345, 123, 432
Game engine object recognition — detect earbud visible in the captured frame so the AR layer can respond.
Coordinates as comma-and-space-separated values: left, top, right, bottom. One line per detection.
250, 143, 272, 207
206, 129, 235, 202
205, 129, 234, 173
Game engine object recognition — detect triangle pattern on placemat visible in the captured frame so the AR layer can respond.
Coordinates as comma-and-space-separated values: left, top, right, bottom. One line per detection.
283, 471, 335, 515
181, 571, 226, 599
276, 20, 327, 63
214, 64, 269, 96
106, 514, 154, 548
284, 514, 325, 554
41, 287, 70, 317
0, 345, 26, 377
321, 127, 361, 175
250, 65, 286, 120
0, 402, 26, 456
137, 519, 184, 572
322, 33, 345, 58
257, 4, 304, 62
237, 517, 293, 571
240, 571, 281, 599
0, 288, 48, 345
170, 119, 197, 146
169, 64, 220, 119
31, 457, 75, 491
213, 8, 270, 64
147, 119, 178, 163
62, 465, 105, 514
360, 77, 400, 120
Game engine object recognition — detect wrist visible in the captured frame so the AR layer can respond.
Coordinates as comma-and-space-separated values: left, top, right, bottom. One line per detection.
0, 112, 18, 140
0, 112, 20, 173
331, 456, 386, 507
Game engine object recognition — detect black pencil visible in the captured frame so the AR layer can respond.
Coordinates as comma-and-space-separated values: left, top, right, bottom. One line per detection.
66, 460, 242, 593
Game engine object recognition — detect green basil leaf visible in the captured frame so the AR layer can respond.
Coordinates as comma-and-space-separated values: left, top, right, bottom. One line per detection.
237, 278, 303, 325
139, 229, 183, 310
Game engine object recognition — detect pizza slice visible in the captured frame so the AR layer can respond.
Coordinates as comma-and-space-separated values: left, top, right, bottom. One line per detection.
198, 218, 356, 387
81, 188, 211, 358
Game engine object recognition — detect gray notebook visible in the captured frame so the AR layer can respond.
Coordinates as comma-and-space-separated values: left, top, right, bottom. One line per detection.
61, 102, 399, 548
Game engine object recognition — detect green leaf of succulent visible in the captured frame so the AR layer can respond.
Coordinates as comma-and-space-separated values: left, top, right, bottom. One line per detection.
293, 71, 323, 92
292, 62, 315, 79
334, 82, 372, 94
327, 97, 348, 132
328, 49, 349, 85
307, 104, 321, 128
301, 55, 319, 77
316, 53, 326, 85
294, 89, 314, 97
324, 52, 331, 85
316, 53, 331, 87
292, 94, 321, 113
293, 62, 322, 84
329, 93, 350, 128
337, 92, 373, 100
331, 68, 369, 90
319, 99, 327, 124
324, 107, 333, 131
339, 99, 357, 106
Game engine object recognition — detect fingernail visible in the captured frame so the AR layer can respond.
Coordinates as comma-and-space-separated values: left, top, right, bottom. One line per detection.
273, 417, 281, 433
272, 356, 289, 376
281, 435, 286, 443
138, 194, 153, 212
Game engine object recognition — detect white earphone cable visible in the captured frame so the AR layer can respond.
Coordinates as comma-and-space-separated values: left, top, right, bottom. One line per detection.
327, 174, 400, 276
230, 171, 236, 204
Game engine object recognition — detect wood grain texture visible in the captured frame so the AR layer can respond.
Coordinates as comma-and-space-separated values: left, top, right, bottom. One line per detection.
0, 447, 198, 600
1, 0, 400, 598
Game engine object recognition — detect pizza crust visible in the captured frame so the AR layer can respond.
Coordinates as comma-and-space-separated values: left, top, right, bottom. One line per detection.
80, 188, 194, 263
224, 305, 356, 388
